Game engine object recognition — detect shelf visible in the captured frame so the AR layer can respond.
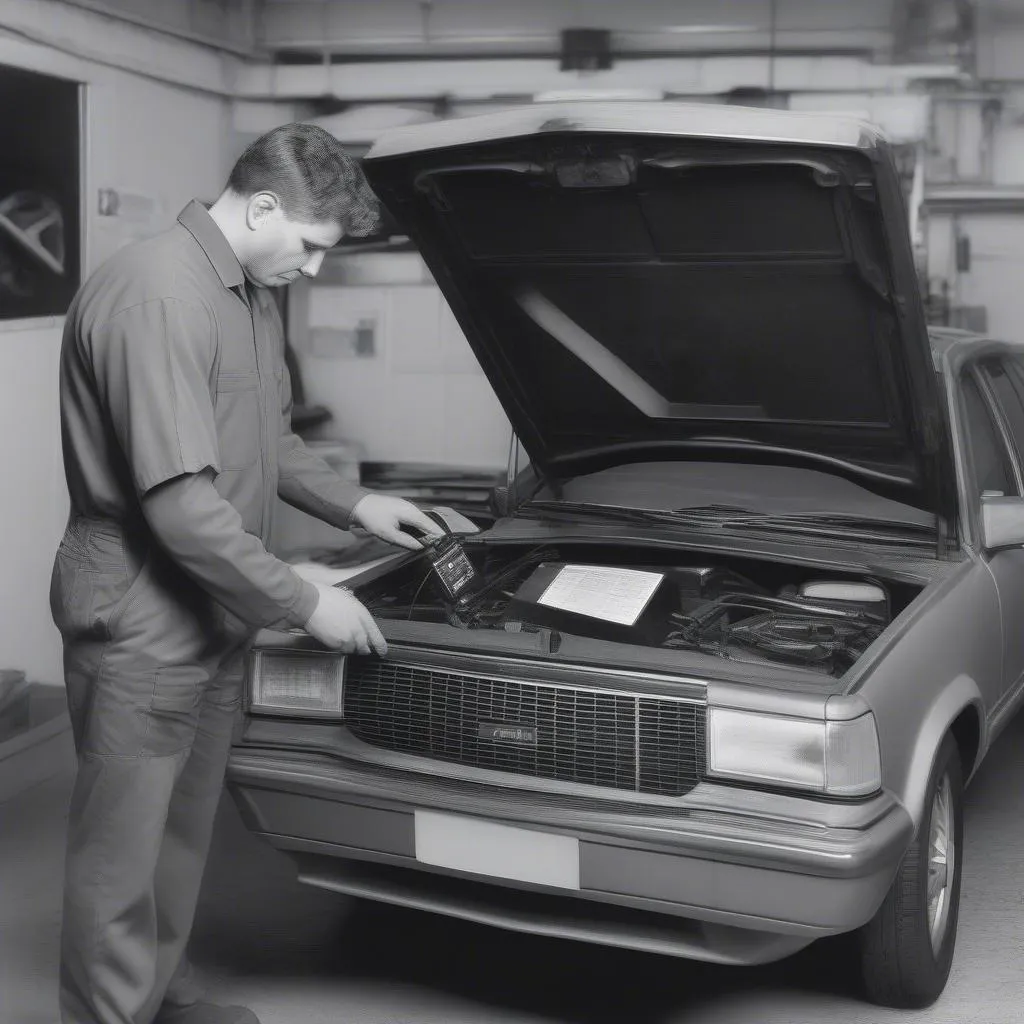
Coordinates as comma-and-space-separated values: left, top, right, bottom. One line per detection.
0, 683, 74, 804
924, 185, 1024, 213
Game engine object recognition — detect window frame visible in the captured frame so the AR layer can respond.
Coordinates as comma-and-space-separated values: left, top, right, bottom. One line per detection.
957, 361, 1022, 511
0, 62, 85, 325
978, 356, 1024, 468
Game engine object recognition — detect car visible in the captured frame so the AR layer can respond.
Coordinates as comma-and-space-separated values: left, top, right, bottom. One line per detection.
225, 102, 1024, 1009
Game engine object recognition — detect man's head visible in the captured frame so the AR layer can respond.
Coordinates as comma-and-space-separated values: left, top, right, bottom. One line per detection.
212, 123, 381, 288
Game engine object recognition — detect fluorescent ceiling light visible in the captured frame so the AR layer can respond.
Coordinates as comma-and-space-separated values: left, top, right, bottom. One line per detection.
534, 89, 666, 102
658, 24, 761, 33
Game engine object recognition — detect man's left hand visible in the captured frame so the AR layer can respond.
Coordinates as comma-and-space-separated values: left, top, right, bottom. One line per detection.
350, 494, 446, 551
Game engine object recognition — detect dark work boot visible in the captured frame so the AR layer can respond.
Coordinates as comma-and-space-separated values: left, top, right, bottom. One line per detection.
153, 1001, 261, 1024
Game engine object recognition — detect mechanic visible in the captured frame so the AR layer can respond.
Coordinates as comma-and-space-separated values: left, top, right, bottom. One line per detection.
51, 123, 442, 1024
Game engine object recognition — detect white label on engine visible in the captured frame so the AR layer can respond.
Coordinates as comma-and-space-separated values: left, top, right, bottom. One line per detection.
537, 564, 664, 626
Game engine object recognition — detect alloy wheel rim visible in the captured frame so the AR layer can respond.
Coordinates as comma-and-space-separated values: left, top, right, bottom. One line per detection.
927, 771, 955, 954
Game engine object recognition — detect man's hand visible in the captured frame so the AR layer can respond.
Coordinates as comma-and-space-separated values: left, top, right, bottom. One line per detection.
350, 494, 445, 551
304, 583, 387, 655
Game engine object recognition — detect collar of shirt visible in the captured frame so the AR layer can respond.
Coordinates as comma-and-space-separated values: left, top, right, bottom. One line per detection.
177, 199, 246, 292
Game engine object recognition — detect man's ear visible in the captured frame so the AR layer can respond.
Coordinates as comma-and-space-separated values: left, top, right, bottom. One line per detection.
245, 191, 281, 231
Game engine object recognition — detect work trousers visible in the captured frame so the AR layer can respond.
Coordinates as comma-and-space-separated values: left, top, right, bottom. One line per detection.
52, 518, 253, 1024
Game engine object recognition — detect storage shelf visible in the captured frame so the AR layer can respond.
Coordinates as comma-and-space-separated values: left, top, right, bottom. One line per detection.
0, 683, 74, 804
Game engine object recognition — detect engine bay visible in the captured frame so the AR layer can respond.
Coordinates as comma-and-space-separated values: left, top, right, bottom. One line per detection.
352, 540, 918, 677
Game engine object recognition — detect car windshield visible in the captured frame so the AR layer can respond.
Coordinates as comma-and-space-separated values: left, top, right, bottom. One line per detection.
520, 461, 937, 544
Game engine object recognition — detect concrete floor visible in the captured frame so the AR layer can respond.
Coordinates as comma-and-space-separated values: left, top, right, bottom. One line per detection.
3, 715, 1024, 1024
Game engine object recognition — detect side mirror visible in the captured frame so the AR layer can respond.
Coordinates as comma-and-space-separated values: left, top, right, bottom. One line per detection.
980, 494, 1024, 551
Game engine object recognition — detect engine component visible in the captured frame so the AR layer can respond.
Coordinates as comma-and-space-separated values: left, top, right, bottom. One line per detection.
800, 580, 886, 604
798, 579, 889, 618
360, 544, 894, 675
507, 561, 679, 644
663, 577, 890, 672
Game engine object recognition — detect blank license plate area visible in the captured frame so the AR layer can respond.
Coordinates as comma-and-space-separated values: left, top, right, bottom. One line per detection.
414, 810, 580, 890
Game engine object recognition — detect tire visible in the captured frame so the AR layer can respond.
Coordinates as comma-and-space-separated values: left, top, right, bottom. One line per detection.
858, 732, 964, 1008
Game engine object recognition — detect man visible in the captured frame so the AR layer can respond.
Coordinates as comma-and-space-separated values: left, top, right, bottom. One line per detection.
51, 123, 443, 1024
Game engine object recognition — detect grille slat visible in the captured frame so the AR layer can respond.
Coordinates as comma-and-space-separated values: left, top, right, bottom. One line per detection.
344, 662, 705, 796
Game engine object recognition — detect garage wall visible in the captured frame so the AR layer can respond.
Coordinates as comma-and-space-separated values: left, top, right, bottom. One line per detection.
0, 0, 1019, 684
976, 0, 1024, 83
289, 255, 511, 470
0, 11, 235, 683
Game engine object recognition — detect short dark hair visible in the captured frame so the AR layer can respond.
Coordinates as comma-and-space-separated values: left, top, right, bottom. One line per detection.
227, 123, 381, 237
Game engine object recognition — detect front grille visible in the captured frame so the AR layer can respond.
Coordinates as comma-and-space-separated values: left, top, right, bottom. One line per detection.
343, 661, 705, 796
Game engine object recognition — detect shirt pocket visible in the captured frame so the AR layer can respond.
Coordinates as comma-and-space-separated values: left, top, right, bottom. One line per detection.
215, 369, 261, 471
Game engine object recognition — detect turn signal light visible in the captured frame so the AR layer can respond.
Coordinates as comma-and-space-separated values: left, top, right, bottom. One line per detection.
248, 649, 346, 718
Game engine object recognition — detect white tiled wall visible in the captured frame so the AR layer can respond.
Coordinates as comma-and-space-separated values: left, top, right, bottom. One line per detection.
297, 275, 511, 469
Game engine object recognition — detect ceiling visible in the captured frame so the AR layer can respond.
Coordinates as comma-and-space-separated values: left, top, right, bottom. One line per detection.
255, 0, 974, 62
46, 0, 1000, 70
259, 0, 900, 57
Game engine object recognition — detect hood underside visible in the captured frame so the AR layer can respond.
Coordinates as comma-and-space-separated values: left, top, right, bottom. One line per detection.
364, 103, 955, 525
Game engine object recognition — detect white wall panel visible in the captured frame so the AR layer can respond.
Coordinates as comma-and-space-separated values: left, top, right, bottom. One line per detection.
948, 214, 1024, 343
56, 0, 256, 52
439, 301, 482, 375
0, 0, 236, 93
0, 322, 65, 683
976, 0, 1024, 82
925, 213, 957, 288
789, 93, 929, 142
441, 374, 511, 468
231, 98, 310, 135
988, 91, 1024, 185
380, 377, 449, 462
300, 351, 385, 454
297, 280, 508, 467
387, 287, 443, 374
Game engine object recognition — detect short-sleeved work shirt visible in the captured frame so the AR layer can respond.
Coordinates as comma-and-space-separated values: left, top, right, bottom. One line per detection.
61, 200, 291, 544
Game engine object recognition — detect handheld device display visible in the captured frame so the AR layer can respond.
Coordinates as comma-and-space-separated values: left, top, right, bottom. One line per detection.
417, 508, 478, 604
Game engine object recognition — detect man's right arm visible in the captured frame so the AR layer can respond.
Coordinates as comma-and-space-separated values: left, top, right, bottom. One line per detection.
143, 471, 386, 653
142, 469, 318, 630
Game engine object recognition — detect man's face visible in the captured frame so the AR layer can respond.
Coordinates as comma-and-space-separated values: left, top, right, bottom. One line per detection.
243, 194, 343, 288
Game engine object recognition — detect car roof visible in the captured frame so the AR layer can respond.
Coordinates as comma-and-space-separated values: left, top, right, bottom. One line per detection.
928, 327, 1024, 372
928, 327, 985, 358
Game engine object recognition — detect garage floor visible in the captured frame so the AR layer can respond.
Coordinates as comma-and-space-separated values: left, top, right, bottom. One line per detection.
3, 714, 1024, 1024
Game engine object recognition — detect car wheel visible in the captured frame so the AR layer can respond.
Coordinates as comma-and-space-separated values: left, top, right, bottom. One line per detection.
858, 732, 964, 1008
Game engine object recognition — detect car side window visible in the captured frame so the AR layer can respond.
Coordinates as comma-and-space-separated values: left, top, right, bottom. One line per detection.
960, 371, 1018, 497
974, 358, 1024, 458
986, 357, 1024, 463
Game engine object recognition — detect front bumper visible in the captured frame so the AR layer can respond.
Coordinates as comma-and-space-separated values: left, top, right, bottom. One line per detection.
226, 744, 914, 966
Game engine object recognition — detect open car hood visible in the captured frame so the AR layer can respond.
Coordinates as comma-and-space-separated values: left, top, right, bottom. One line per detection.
364, 102, 955, 529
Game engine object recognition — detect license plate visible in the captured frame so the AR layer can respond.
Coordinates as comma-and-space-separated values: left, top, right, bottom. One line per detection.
414, 810, 580, 890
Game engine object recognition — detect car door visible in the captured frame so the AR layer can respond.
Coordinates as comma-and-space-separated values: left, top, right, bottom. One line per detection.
972, 356, 1024, 714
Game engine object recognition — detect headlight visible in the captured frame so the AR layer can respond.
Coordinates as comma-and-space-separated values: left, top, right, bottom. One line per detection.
248, 649, 346, 717
706, 707, 881, 796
